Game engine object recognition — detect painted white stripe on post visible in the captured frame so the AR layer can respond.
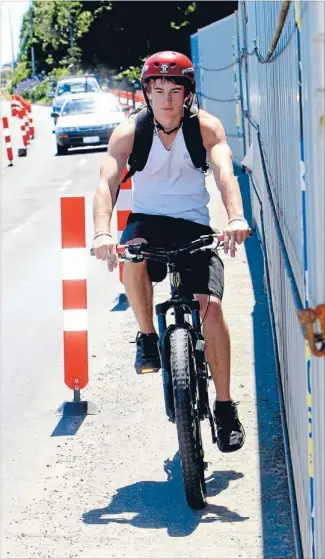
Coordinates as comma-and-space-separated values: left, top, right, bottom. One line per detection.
63, 309, 88, 331
117, 189, 132, 210
62, 248, 87, 280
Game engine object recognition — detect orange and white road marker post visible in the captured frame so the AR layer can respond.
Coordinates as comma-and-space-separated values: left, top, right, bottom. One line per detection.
57, 196, 97, 416
26, 103, 35, 138
22, 109, 31, 144
116, 169, 132, 304
2, 117, 14, 166
18, 109, 28, 157
11, 97, 23, 117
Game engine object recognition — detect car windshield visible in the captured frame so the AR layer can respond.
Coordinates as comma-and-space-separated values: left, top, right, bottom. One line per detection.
61, 97, 121, 116
57, 79, 99, 96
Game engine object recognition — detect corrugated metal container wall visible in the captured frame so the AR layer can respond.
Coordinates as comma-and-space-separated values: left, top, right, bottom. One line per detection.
190, 33, 203, 108
192, 1, 324, 557
242, 3, 312, 554
191, 15, 245, 164
300, 2, 325, 558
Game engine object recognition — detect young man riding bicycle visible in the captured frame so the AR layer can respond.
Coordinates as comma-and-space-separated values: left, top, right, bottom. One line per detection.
92, 51, 250, 453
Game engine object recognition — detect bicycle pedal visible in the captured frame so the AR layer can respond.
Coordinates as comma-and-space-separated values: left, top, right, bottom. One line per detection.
136, 367, 160, 374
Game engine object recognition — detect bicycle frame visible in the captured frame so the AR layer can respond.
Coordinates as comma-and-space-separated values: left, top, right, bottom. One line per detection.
155, 260, 213, 436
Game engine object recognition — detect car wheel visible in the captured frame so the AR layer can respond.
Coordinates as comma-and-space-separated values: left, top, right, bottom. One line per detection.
57, 144, 68, 156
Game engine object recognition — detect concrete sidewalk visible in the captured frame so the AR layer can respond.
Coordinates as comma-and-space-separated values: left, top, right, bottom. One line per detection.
144, 171, 296, 558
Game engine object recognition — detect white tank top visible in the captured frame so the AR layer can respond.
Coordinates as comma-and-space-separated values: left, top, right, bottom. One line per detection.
131, 127, 210, 225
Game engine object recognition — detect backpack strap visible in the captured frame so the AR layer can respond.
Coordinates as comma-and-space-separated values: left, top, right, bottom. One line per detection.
117, 106, 153, 191
128, 106, 154, 173
115, 107, 151, 205
182, 107, 209, 172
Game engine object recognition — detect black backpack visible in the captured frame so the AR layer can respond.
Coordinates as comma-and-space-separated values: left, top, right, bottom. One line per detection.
119, 105, 209, 187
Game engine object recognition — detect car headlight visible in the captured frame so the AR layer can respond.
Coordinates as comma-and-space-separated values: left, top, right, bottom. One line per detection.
56, 127, 77, 133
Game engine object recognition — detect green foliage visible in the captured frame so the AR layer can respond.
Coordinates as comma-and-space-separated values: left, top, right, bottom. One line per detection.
1, 67, 14, 89
13, 0, 236, 99
93, 1, 113, 17
117, 64, 143, 86
170, 20, 190, 30
48, 67, 71, 82
18, 0, 96, 73
28, 77, 52, 102
8, 61, 30, 92
171, 2, 196, 30
185, 2, 197, 15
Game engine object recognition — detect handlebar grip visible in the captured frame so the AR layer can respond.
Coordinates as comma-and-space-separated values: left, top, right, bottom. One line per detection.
215, 228, 252, 242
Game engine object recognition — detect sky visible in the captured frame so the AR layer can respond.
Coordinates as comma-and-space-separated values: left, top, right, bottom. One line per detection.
1, 0, 31, 66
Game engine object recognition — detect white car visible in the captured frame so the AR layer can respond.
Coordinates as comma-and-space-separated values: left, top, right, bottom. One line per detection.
55, 93, 129, 155
50, 75, 101, 124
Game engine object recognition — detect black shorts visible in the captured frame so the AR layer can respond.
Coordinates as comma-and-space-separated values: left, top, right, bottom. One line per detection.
120, 213, 224, 300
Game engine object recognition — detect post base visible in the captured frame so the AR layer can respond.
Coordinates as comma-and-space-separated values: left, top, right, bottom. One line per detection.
56, 399, 98, 417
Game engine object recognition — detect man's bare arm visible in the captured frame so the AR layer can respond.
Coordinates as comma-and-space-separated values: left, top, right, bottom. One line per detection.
200, 112, 244, 221
93, 120, 135, 235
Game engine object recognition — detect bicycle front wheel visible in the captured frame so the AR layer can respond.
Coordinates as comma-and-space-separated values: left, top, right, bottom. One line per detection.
170, 327, 206, 510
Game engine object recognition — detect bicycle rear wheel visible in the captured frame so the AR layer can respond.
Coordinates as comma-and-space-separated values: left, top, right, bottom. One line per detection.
169, 327, 206, 509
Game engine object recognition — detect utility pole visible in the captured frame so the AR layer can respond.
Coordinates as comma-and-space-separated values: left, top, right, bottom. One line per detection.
29, 4, 36, 77
67, 1, 75, 74
8, 5, 16, 74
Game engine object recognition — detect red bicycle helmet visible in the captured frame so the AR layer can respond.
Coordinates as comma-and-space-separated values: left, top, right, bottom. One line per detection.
141, 51, 196, 90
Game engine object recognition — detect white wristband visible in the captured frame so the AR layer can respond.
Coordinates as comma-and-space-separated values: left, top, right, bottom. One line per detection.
228, 217, 247, 225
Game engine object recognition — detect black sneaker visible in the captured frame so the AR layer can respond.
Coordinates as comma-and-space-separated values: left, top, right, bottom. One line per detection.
134, 332, 161, 374
213, 400, 245, 453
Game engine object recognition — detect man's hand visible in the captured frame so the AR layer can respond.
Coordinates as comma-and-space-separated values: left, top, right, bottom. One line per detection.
92, 233, 118, 272
223, 218, 250, 258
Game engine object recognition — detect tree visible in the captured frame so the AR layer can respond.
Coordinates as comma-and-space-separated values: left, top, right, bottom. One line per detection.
18, 0, 95, 74
17, 1, 238, 84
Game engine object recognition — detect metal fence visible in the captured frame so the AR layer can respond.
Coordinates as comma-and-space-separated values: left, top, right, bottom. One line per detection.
190, 14, 245, 164
191, 2, 325, 558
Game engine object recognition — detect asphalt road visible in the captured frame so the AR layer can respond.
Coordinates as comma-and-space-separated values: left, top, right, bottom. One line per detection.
1, 103, 295, 558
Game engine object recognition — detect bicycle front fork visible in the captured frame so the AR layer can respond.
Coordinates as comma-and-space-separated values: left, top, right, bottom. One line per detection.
156, 311, 175, 422
156, 299, 202, 421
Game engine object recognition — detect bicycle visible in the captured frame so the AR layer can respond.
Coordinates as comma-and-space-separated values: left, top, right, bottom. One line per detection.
91, 230, 250, 509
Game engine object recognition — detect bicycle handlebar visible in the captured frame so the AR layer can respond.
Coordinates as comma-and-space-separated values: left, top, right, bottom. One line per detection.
90, 229, 251, 262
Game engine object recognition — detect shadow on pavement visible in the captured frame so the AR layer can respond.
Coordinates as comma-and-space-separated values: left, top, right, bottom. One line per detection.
110, 293, 130, 312
51, 414, 86, 437
82, 454, 248, 537
236, 164, 296, 558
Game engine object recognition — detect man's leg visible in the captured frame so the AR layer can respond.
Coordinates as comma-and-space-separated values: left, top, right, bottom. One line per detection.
195, 295, 231, 401
122, 239, 160, 373
123, 258, 156, 334
194, 293, 245, 453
